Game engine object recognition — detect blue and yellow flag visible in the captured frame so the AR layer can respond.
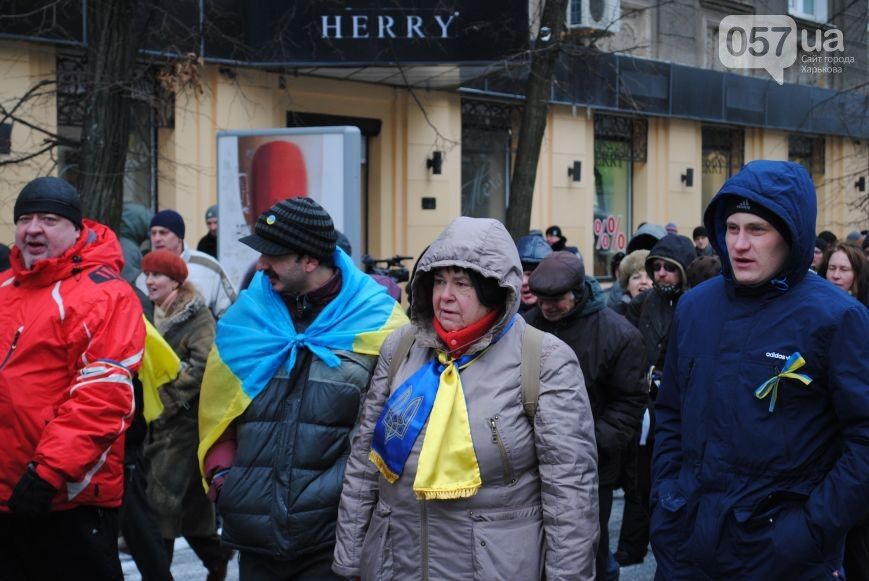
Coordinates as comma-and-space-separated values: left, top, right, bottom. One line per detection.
139, 316, 181, 423
197, 248, 408, 484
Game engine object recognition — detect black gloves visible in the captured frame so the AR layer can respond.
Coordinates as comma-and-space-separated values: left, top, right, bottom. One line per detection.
8, 465, 57, 514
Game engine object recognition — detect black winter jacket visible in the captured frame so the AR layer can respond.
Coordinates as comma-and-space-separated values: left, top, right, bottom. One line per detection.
627, 234, 696, 370
524, 278, 646, 486
217, 348, 376, 558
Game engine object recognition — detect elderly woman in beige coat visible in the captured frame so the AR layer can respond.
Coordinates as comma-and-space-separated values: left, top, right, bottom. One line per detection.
333, 217, 599, 580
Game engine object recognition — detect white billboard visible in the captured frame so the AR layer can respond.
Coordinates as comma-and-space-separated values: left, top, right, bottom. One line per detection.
216, 127, 362, 287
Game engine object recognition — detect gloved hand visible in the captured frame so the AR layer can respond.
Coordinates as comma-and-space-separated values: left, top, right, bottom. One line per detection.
8, 465, 57, 514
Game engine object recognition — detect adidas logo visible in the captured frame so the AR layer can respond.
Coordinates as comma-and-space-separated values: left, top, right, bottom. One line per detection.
736, 199, 751, 210
765, 351, 788, 361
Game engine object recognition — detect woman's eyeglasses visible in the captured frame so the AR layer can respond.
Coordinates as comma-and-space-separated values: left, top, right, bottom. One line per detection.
652, 261, 678, 273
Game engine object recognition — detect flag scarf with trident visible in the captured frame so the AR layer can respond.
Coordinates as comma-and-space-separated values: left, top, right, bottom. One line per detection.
754, 352, 813, 412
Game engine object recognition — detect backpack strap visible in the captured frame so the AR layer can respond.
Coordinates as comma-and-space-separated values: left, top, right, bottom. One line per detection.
387, 329, 417, 389
520, 323, 544, 419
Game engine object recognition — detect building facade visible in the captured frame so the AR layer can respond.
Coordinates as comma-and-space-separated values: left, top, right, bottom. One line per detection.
1, 0, 866, 281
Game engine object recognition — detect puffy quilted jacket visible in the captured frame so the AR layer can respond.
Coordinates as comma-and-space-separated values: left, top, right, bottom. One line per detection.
216, 349, 376, 558
0, 220, 145, 511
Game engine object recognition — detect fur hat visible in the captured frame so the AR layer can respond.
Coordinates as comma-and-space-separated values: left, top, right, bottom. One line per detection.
618, 250, 650, 289
686, 255, 722, 288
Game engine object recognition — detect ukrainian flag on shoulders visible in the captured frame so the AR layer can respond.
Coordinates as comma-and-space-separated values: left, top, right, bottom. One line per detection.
197, 247, 408, 483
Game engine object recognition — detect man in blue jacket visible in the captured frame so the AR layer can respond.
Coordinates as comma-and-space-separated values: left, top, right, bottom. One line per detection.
651, 160, 869, 579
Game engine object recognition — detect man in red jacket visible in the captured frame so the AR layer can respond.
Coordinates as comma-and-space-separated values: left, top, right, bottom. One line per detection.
0, 177, 145, 580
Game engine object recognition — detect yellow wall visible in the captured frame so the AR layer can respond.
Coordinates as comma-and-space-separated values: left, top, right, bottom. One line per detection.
403, 90, 462, 262
0, 41, 56, 245
545, 105, 593, 260
745, 128, 788, 161
635, 118, 704, 235
819, 138, 869, 233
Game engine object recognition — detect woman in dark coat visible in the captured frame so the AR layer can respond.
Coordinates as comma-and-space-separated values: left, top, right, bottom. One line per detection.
141, 250, 233, 579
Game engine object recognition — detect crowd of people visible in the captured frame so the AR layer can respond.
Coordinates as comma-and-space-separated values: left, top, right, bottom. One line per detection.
0, 159, 867, 581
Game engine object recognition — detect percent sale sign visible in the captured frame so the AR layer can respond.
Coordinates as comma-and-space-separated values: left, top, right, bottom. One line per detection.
594, 214, 627, 252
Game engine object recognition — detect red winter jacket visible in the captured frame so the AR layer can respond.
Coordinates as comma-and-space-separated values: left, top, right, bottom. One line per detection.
0, 220, 145, 511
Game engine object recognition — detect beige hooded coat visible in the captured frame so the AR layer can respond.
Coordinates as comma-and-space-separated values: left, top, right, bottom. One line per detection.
333, 217, 599, 580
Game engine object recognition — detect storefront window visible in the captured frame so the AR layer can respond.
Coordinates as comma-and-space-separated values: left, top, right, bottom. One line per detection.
593, 114, 645, 278
461, 100, 515, 221
56, 51, 161, 210
788, 135, 825, 180
701, 126, 744, 211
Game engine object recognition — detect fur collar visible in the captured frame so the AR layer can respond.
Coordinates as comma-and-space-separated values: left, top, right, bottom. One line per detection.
157, 281, 208, 334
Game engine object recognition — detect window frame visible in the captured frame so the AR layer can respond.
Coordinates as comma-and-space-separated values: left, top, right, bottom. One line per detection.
788, 0, 828, 24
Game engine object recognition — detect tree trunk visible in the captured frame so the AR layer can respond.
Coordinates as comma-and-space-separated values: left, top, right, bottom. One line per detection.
78, 0, 139, 233
505, 0, 569, 240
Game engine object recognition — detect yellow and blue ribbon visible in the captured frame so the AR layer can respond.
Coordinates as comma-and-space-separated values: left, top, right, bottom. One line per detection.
754, 352, 812, 412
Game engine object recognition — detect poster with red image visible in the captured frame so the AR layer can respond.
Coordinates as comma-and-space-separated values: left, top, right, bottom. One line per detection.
216, 127, 361, 287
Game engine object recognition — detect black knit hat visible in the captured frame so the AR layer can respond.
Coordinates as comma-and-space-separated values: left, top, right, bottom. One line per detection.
240, 197, 337, 259
723, 197, 791, 245
14, 177, 83, 228
150, 210, 186, 240
692, 226, 708, 240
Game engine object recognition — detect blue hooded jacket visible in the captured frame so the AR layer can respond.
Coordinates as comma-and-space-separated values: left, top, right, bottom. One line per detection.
650, 161, 869, 579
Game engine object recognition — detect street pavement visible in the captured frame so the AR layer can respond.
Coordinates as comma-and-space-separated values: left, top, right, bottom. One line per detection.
122, 490, 656, 580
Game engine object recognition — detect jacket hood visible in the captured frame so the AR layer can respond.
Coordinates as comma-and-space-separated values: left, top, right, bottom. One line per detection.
627, 223, 667, 253
9, 220, 126, 286
578, 277, 607, 317
645, 234, 696, 284
703, 160, 815, 292
410, 217, 522, 353
120, 202, 153, 244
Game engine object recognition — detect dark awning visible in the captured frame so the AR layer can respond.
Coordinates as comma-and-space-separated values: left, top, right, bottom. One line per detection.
460, 51, 869, 140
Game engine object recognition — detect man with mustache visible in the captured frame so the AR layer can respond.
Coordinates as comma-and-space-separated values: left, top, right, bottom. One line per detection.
199, 197, 407, 579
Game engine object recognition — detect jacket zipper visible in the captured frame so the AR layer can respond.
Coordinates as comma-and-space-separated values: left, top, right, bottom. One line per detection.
489, 416, 516, 486
0, 326, 24, 370
420, 499, 429, 581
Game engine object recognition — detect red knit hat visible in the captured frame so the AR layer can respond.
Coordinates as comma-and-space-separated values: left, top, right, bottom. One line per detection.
141, 250, 188, 283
